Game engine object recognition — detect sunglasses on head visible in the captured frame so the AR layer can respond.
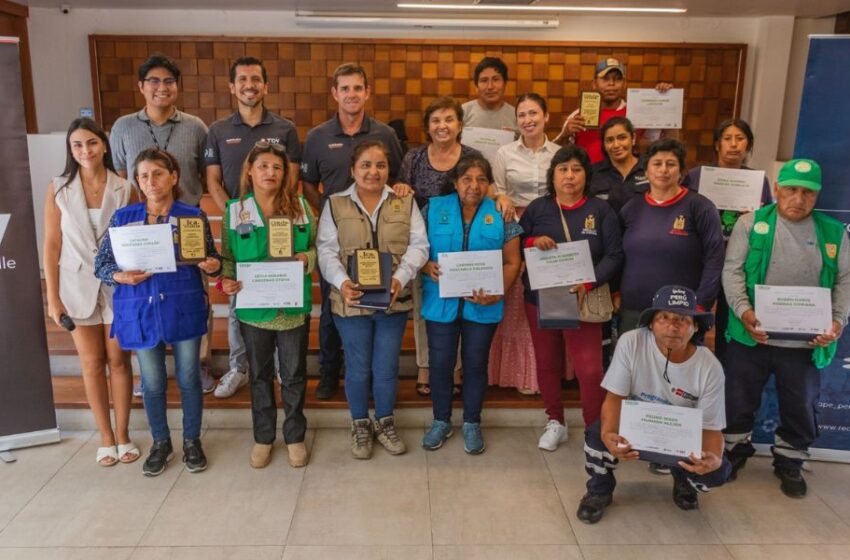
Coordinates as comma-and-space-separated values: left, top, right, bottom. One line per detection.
253, 140, 286, 154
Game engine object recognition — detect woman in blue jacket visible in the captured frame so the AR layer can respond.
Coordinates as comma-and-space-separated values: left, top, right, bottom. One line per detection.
95, 148, 221, 477
420, 154, 522, 454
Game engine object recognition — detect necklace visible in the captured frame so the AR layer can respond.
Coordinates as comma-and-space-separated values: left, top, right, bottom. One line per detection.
146, 207, 171, 224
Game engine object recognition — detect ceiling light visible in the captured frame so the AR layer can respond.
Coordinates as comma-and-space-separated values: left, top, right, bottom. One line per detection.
397, 3, 687, 14
294, 13, 558, 28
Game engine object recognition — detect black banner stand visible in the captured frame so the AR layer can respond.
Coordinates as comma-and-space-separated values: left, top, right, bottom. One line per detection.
0, 37, 60, 460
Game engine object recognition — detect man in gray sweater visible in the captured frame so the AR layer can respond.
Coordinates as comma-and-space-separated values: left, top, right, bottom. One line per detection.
721, 158, 850, 498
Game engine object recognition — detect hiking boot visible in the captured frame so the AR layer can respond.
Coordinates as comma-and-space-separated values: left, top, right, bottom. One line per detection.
774, 467, 807, 498
462, 422, 485, 455
422, 419, 453, 450
374, 415, 406, 455
142, 439, 173, 477
287, 442, 309, 468
576, 492, 613, 524
182, 438, 208, 473
250, 443, 273, 469
351, 418, 373, 460
672, 468, 699, 510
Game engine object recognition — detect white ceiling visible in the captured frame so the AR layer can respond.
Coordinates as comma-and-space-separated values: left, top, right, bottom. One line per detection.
18, 0, 850, 18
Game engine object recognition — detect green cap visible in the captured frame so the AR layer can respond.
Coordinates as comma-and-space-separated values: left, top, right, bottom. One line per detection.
777, 158, 822, 192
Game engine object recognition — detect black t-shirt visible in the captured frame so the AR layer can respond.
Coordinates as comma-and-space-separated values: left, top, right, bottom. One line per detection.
589, 157, 650, 214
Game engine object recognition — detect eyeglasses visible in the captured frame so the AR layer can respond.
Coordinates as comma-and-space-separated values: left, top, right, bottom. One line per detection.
254, 140, 287, 154
142, 77, 178, 87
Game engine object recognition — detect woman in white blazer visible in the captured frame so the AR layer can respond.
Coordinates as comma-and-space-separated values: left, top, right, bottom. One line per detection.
43, 118, 137, 466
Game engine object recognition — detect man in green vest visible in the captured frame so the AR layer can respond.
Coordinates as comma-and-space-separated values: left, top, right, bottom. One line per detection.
722, 158, 850, 498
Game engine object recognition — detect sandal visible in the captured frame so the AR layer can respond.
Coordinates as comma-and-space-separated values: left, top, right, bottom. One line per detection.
416, 382, 431, 397
117, 442, 141, 464
96, 446, 119, 467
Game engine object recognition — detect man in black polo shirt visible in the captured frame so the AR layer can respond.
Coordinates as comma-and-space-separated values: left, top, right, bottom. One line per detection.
205, 56, 302, 399
301, 62, 403, 399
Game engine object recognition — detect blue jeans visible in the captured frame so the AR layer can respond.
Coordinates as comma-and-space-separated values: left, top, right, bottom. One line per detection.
426, 318, 497, 424
333, 311, 408, 420
319, 274, 344, 380
136, 337, 203, 442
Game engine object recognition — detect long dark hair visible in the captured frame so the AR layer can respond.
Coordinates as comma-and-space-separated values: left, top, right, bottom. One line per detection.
238, 141, 303, 220
600, 116, 636, 160
713, 118, 755, 158
59, 118, 115, 190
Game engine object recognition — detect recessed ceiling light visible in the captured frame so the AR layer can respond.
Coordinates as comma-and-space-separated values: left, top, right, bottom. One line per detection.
397, 3, 687, 14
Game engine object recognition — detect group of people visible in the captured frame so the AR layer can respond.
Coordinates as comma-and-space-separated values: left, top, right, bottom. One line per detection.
42, 51, 849, 524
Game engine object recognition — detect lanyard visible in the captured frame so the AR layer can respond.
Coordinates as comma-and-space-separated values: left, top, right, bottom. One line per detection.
144, 118, 176, 152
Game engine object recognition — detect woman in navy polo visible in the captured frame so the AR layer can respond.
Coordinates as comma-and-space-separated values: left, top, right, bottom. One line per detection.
95, 148, 222, 477
420, 154, 522, 454
520, 145, 623, 452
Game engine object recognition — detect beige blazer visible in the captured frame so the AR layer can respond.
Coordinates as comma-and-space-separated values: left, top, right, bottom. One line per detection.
53, 171, 133, 319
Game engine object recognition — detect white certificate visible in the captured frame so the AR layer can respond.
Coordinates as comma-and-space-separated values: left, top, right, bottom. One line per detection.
620, 400, 703, 461
524, 240, 597, 290
108, 223, 176, 273
625, 88, 684, 129
460, 126, 516, 162
697, 166, 765, 212
236, 261, 304, 309
754, 284, 833, 338
438, 250, 504, 298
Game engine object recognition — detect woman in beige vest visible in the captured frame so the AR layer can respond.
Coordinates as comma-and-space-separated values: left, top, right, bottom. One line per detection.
43, 118, 137, 466
317, 140, 429, 460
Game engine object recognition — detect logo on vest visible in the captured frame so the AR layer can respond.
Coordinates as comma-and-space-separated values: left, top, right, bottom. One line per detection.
582, 214, 597, 236
439, 210, 449, 224
670, 215, 688, 236
827, 243, 838, 259
484, 214, 494, 225
391, 198, 402, 213
753, 221, 770, 235
0, 214, 15, 270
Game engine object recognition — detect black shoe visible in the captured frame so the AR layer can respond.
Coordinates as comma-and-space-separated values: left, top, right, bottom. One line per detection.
142, 439, 173, 477
576, 492, 613, 524
315, 376, 339, 400
649, 462, 671, 475
183, 438, 208, 473
672, 469, 699, 510
728, 454, 748, 481
774, 467, 807, 498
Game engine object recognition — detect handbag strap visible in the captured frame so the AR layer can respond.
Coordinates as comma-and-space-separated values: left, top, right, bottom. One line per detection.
556, 199, 572, 242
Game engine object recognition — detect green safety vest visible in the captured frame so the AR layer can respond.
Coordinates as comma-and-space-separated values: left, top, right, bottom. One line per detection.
726, 203, 844, 368
226, 193, 313, 322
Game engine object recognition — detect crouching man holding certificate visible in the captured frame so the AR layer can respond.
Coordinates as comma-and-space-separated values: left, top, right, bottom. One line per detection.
219, 141, 315, 470
578, 285, 731, 524
722, 159, 850, 498
420, 154, 522, 455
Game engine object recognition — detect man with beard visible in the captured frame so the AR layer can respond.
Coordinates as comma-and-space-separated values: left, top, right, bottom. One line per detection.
205, 56, 302, 398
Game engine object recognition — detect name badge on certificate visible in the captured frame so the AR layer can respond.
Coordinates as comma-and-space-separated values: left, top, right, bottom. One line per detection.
177, 217, 206, 263
267, 216, 294, 260
353, 248, 384, 291
580, 91, 602, 128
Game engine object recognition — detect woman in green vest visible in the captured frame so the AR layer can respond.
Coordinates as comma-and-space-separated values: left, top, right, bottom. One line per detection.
220, 141, 316, 469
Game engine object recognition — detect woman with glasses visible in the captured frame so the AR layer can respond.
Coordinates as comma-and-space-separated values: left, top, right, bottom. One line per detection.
43, 117, 137, 467
95, 148, 222, 477
219, 141, 315, 469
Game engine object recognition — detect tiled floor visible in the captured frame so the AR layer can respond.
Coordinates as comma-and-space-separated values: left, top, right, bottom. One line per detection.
1, 428, 849, 559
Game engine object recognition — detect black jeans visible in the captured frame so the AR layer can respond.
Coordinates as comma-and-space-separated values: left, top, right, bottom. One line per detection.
240, 320, 308, 444
318, 273, 343, 381
723, 340, 821, 470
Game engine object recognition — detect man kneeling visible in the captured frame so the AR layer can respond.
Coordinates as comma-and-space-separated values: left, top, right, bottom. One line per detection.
578, 285, 732, 523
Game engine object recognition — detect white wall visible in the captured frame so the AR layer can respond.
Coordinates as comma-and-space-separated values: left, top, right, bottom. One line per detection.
26, 7, 796, 166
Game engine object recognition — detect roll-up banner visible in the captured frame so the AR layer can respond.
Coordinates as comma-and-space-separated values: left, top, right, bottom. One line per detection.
753, 35, 850, 463
0, 38, 60, 454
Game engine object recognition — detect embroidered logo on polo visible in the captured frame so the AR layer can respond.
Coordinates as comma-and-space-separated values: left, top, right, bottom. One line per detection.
225, 138, 242, 145
328, 143, 344, 149
669, 214, 688, 236
582, 214, 597, 236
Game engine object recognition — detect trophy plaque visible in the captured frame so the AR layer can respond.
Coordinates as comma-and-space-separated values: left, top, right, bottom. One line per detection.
177, 216, 207, 263
353, 248, 384, 291
267, 216, 294, 260
580, 91, 602, 128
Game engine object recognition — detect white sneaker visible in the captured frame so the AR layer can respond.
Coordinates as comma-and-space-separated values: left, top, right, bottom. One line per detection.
213, 368, 248, 398
538, 420, 569, 451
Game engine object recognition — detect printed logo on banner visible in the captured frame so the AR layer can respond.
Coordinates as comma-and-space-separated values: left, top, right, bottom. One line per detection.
0, 213, 16, 269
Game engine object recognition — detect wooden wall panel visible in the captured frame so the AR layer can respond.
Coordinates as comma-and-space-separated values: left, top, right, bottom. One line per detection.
90, 36, 747, 167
